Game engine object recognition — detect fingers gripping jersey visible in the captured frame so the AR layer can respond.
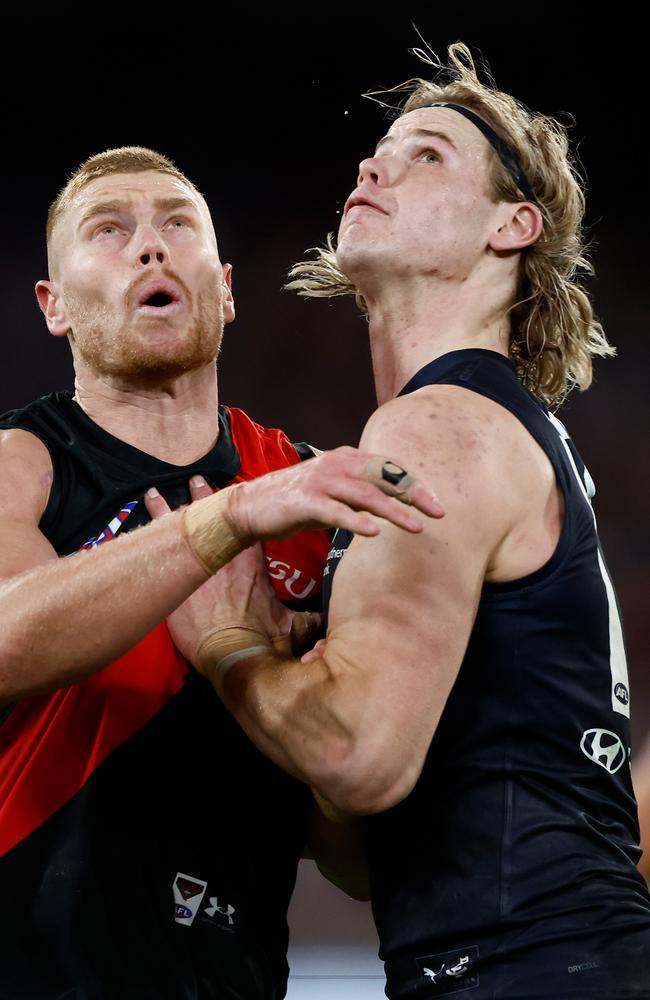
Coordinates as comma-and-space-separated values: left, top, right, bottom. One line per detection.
0, 393, 330, 1000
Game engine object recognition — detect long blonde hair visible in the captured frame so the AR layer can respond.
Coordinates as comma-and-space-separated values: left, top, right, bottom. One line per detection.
288, 43, 614, 406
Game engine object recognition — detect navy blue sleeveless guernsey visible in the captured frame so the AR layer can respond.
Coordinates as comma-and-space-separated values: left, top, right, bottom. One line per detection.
322, 350, 650, 999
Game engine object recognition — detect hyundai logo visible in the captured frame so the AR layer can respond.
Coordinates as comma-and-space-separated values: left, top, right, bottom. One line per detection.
580, 729, 626, 774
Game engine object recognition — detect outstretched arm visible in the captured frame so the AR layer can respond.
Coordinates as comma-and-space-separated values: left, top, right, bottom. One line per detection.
0, 433, 442, 704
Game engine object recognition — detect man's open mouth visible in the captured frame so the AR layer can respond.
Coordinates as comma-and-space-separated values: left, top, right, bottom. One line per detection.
143, 291, 175, 307
135, 281, 184, 313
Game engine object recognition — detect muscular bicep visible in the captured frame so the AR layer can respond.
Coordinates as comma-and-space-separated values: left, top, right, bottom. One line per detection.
325, 514, 485, 772
0, 429, 57, 581
321, 390, 512, 808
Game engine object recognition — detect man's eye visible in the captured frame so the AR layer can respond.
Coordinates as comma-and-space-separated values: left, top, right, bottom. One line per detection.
95, 224, 119, 237
420, 151, 440, 164
166, 218, 189, 229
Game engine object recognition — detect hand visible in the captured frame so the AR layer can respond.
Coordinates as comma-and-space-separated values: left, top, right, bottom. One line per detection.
145, 477, 293, 669
227, 446, 444, 542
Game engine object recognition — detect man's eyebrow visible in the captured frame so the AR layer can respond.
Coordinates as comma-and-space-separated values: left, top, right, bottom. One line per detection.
375, 128, 458, 154
77, 196, 198, 230
77, 200, 128, 229
152, 196, 199, 214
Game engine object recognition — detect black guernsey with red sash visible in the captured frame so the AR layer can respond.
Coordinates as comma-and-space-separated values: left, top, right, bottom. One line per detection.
0, 391, 330, 1000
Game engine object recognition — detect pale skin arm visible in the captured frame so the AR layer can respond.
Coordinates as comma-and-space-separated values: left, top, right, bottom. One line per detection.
154, 386, 541, 814
303, 793, 370, 901
633, 739, 650, 884
0, 428, 442, 705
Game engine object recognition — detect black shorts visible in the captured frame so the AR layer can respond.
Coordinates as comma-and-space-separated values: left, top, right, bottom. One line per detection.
384, 924, 650, 999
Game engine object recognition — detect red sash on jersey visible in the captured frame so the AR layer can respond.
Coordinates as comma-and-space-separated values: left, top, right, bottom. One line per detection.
0, 408, 329, 858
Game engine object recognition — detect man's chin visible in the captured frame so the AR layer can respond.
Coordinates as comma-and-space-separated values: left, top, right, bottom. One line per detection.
336, 242, 383, 287
75, 340, 220, 386
114, 348, 218, 385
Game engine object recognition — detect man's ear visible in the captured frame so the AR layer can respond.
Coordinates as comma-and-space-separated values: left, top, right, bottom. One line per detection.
35, 280, 70, 338
222, 263, 235, 325
489, 202, 543, 253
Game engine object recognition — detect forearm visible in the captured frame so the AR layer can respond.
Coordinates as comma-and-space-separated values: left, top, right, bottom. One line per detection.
200, 608, 447, 814
0, 478, 258, 702
634, 762, 650, 884
0, 511, 211, 700
211, 645, 371, 893
204, 641, 395, 812
304, 792, 370, 901
639, 846, 650, 885
204, 643, 351, 789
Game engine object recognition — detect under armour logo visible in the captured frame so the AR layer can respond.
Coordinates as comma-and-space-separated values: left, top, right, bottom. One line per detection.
580, 729, 626, 774
204, 897, 235, 925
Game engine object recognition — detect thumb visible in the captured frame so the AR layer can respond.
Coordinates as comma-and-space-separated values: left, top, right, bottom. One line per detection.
301, 638, 328, 665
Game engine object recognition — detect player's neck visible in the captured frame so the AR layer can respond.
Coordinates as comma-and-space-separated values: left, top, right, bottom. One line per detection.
73, 363, 221, 466
364, 279, 511, 406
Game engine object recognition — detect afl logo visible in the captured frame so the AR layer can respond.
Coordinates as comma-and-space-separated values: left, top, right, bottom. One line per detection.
580, 729, 626, 774
175, 905, 192, 919
614, 683, 629, 705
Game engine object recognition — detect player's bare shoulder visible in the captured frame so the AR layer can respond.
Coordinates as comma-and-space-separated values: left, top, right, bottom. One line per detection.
359, 382, 560, 580
0, 428, 54, 523
360, 382, 514, 480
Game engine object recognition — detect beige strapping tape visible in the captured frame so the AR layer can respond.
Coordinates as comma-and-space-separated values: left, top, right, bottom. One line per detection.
182, 485, 248, 575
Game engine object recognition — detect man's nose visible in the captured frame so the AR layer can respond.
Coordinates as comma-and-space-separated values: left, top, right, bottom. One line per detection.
357, 156, 381, 187
134, 225, 168, 268
357, 153, 397, 187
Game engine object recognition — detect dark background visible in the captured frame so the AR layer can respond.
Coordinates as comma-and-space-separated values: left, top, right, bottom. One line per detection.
1, 12, 647, 742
